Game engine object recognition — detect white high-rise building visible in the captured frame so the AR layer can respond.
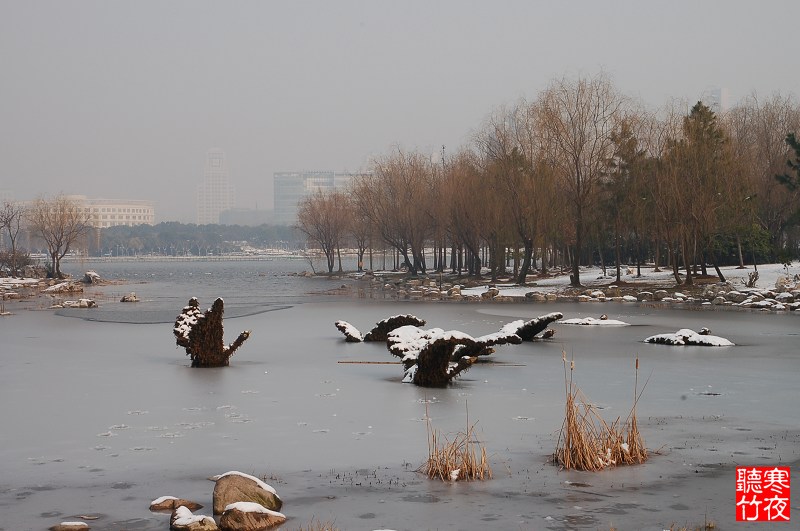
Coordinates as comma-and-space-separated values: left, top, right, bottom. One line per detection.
197, 149, 235, 225
701, 87, 731, 115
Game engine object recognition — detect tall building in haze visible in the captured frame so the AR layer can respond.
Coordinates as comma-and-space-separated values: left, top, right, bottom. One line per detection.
197, 149, 235, 225
701, 87, 731, 115
273, 171, 359, 225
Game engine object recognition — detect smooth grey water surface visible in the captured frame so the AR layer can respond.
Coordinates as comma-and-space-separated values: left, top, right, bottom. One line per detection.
1, 259, 798, 530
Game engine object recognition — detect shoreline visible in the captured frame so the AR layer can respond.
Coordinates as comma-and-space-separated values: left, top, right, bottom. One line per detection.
3, 261, 800, 316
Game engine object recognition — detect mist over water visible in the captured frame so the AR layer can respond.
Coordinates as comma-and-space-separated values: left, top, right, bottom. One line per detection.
1, 259, 798, 530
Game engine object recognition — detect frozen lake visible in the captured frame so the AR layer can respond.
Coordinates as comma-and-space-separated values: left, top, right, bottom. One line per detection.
1, 259, 798, 530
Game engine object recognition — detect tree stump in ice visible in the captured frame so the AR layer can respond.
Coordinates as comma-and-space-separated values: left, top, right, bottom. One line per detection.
173, 297, 251, 367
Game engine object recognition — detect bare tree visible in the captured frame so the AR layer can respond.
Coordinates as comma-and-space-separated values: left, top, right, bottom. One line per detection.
27, 195, 92, 278
296, 190, 349, 273
0, 200, 26, 276
359, 149, 436, 275
726, 93, 800, 258
537, 73, 627, 286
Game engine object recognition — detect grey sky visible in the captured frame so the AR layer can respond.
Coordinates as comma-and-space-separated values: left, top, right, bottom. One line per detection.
2, 0, 798, 222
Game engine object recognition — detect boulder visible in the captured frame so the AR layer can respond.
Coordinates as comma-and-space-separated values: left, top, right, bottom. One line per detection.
62, 299, 97, 308
637, 292, 653, 301
219, 502, 286, 531
653, 290, 668, 301
481, 287, 500, 299
150, 495, 203, 511
82, 270, 101, 284
212, 471, 282, 515
120, 292, 139, 302
170, 506, 218, 531
775, 292, 794, 303
711, 296, 726, 305
622, 295, 638, 302
525, 292, 546, 302
725, 291, 747, 303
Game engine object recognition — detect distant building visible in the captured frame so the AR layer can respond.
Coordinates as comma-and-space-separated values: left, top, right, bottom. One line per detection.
197, 149, 236, 225
219, 208, 275, 226
273, 171, 360, 225
701, 87, 731, 115
65, 195, 155, 228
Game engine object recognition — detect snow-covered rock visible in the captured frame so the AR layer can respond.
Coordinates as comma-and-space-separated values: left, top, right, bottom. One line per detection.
653, 290, 669, 300
219, 502, 286, 531
644, 328, 734, 346
637, 292, 653, 301
622, 295, 638, 302
120, 292, 139, 302
170, 506, 217, 530
82, 270, 101, 284
211, 471, 282, 515
150, 495, 203, 511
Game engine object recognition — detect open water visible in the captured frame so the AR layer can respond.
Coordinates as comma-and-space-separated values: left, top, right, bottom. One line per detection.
1, 258, 798, 530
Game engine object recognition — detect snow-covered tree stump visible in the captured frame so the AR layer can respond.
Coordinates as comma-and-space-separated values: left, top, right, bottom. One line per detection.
173, 297, 251, 367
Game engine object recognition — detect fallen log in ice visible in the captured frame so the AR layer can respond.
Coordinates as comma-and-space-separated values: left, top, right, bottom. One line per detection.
333, 314, 426, 342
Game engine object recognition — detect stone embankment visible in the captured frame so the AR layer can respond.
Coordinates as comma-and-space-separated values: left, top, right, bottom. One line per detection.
341, 271, 800, 312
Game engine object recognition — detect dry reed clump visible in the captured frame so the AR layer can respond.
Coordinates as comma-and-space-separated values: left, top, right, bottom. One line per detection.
554, 352, 648, 471
419, 402, 492, 482
292, 517, 339, 531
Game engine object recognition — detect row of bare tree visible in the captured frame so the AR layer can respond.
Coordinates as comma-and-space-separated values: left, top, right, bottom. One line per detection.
297, 74, 800, 286
1, 196, 91, 278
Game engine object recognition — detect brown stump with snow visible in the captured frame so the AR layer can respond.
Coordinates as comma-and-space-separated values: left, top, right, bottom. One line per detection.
173, 298, 251, 367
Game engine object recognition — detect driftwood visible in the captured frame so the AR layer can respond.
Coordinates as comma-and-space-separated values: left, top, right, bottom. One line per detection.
173, 297, 251, 367
411, 337, 477, 387
384, 313, 563, 387
363, 314, 427, 341
504, 312, 563, 341
334, 314, 426, 342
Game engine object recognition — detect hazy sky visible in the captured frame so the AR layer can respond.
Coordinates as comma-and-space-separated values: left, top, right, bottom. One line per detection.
2, 1, 798, 222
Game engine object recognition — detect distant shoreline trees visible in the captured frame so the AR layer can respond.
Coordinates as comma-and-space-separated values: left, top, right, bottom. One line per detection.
296, 74, 800, 285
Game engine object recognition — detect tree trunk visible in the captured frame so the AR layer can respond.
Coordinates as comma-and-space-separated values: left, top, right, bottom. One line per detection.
736, 234, 745, 268
667, 241, 681, 284
709, 248, 726, 282
615, 218, 622, 283
517, 238, 533, 285
682, 238, 693, 286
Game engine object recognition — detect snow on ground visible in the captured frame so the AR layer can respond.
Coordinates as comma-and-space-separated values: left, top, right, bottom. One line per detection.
0, 277, 43, 289
461, 262, 799, 296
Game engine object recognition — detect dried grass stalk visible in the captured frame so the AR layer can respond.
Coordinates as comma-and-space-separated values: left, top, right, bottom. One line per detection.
554, 353, 648, 471
419, 402, 492, 482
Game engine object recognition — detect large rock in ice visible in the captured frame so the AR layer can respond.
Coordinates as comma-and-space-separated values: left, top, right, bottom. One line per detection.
212, 471, 282, 515
219, 502, 286, 531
